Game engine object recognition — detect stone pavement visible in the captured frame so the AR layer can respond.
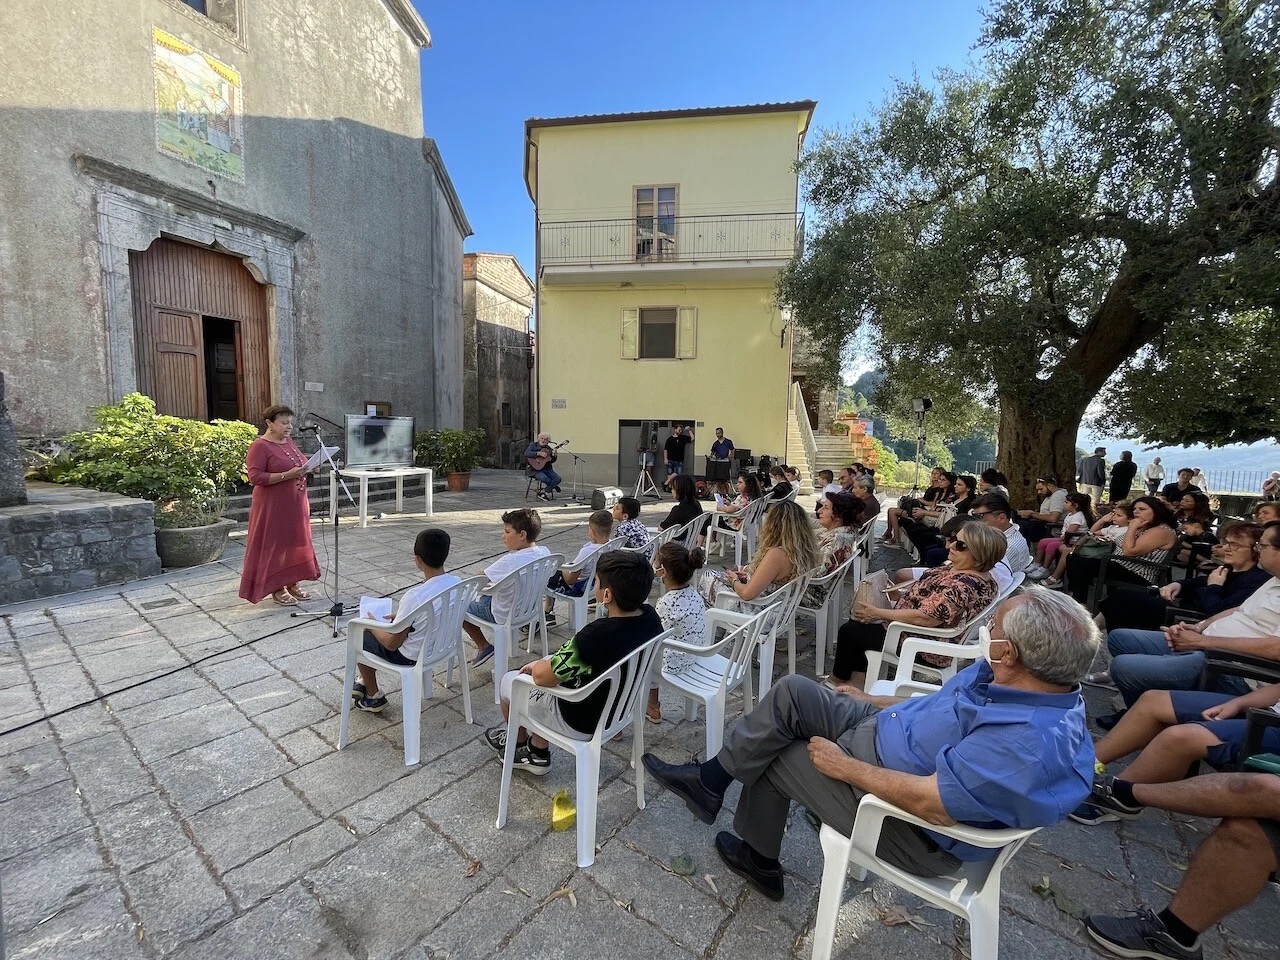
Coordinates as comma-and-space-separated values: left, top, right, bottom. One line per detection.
1, 469, 1276, 959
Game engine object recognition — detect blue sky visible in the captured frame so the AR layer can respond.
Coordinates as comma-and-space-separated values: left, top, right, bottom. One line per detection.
415, 0, 986, 275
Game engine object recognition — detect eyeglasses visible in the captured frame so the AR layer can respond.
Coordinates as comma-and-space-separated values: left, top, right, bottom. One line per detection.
947, 537, 970, 551
1261, 542, 1280, 552
971, 510, 991, 518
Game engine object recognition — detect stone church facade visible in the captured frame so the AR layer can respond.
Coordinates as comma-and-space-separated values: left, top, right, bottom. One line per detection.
0, 0, 470, 438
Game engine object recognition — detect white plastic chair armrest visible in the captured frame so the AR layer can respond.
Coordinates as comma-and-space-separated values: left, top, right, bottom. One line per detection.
507, 667, 611, 704
895, 637, 980, 666
854, 793, 1038, 848
882, 619, 963, 654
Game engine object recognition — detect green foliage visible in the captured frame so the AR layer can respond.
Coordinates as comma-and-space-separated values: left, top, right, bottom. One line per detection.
415, 428, 486, 473
947, 429, 998, 472
1096, 308, 1280, 446
887, 435, 955, 471
868, 437, 898, 481
780, 0, 1280, 474
58, 395, 255, 514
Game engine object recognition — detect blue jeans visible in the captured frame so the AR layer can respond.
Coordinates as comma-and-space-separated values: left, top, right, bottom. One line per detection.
1108, 628, 1251, 707
531, 466, 561, 489
467, 595, 495, 623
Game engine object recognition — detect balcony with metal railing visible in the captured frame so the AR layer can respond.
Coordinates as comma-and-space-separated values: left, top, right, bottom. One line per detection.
538, 211, 804, 284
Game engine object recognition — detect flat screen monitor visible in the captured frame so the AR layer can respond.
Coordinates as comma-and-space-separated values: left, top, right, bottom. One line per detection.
343, 415, 415, 469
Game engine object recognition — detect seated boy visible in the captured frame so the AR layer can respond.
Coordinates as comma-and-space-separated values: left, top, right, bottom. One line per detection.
612, 496, 649, 548
485, 552, 663, 773
464, 508, 550, 667
355, 529, 460, 712
545, 509, 613, 625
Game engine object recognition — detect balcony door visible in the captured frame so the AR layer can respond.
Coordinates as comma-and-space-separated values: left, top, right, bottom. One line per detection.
635, 185, 677, 261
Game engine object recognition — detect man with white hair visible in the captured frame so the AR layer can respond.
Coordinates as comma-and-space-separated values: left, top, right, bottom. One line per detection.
523, 433, 562, 500
642, 588, 1100, 900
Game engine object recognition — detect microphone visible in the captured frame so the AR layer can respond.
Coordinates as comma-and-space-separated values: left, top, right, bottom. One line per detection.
295, 424, 320, 433
556, 440, 570, 448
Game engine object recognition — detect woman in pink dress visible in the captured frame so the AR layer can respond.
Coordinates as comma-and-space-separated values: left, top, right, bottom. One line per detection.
238, 404, 320, 605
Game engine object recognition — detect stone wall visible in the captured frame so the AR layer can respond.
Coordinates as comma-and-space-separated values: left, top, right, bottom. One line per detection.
0, 484, 161, 604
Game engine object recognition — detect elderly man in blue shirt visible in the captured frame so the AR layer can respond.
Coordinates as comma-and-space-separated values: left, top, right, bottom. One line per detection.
642, 587, 1100, 899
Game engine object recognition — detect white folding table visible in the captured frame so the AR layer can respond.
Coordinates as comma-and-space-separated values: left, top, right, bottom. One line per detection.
329, 467, 433, 529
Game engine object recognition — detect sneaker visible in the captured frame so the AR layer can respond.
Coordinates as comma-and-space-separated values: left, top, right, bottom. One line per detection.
470, 645, 495, 667
351, 682, 366, 702
355, 694, 387, 713
1085, 908, 1202, 959
544, 612, 558, 626
484, 725, 508, 756
1044, 576, 1064, 588
512, 743, 551, 776
1070, 776, 1144, 824
1026, 564, 1049, 579
538, 491, 551, 502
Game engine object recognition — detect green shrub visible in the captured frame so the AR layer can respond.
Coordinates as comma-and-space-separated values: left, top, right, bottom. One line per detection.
58, 394, 256, 515
414, 428, 485, 473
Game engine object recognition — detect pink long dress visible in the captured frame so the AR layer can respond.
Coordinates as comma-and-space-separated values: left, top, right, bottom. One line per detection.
238, 436, 320, 602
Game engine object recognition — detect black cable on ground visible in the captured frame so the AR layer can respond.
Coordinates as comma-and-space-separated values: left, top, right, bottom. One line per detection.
0, 520, 587, 739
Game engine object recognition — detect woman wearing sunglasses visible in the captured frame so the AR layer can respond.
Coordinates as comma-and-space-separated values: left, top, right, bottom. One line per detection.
827, 521, 1005, 690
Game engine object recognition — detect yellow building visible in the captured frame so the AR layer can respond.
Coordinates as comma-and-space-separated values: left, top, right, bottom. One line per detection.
524, 101, 816, 492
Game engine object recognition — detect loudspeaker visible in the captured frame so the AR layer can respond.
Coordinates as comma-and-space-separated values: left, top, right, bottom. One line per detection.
591, 487, 624, 511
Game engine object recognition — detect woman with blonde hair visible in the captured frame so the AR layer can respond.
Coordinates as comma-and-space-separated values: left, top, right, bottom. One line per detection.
699, 500, 821, 613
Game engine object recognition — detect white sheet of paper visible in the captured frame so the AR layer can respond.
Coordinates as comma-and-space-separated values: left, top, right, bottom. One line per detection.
714, 494, 725, 507
359, 596, 393, 622
304, 444, 339, 470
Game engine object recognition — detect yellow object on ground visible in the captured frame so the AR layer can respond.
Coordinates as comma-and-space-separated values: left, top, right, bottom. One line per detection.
552, 789, 576, 832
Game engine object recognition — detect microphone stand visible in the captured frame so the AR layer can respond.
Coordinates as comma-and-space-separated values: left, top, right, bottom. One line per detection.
561, 442, 587, 503
292, 424, 359, 637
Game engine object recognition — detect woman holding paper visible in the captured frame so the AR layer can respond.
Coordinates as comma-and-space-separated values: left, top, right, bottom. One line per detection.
238, 404, 321, 606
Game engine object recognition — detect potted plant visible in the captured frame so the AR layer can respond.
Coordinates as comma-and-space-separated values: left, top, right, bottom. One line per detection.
57, 394, 256, 567
418, 428, 485, 492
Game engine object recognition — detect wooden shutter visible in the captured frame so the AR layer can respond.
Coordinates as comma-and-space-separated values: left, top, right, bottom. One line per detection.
676, 306, 697, 359
146, 309, 207, 420
621, 308, 639, 359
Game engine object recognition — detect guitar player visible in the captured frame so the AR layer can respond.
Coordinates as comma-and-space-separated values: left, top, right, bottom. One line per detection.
523, 433, 563, 500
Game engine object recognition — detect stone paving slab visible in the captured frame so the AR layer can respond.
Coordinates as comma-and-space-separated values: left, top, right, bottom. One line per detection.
1, 469, 1277, 958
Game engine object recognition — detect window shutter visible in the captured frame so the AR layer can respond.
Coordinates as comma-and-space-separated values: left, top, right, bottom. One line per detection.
620, 308, 639, 359
676, 306, 697, 359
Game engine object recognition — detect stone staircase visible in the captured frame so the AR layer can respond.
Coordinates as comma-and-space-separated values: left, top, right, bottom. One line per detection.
786, 393, 856, 494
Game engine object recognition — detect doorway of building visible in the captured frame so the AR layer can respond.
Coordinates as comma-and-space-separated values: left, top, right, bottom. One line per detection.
202, 317, 243, 421
129, 237, 269, 422
616, 419, 695, 492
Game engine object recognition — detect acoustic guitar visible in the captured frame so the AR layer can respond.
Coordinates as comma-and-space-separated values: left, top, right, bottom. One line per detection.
526, 443, 558, 471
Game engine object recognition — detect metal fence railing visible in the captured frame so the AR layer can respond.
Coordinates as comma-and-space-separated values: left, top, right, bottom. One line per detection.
967, 461, 1270, 497
540, 211, 804, 267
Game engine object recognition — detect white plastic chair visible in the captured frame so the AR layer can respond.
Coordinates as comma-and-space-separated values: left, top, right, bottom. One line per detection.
338, 576, 486, 766
794, 555, 856, 677
724, 575, 809, 696
863, 573, 1025, 692
465, 552, 566, 704
678, 512, 710, 552
545, 537, 626, 633
495, 630, 669, 867
706, 497, 769, 567
866, 636, 983, 698
813, 794, 1040, 960
848, 517, 877, 591
650, 607, 770, 758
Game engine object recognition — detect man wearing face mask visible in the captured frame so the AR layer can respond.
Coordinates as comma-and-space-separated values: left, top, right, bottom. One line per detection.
641, 588, 1099, 901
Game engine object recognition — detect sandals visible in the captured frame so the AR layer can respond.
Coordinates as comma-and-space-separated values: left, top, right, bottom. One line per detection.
286, 585, 313, 601
271, 591, 299, 606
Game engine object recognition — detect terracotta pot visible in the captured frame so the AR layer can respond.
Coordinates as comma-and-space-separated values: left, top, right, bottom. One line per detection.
446, 471, 471, 492
154, 518, 235, 568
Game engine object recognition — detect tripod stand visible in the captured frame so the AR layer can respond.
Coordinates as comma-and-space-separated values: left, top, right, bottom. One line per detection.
909, 409, 928, 497
293, 425, 358, 637
634, 465, 662, 500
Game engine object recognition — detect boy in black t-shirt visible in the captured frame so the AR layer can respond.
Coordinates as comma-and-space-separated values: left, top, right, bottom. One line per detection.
485, 552, 662, 775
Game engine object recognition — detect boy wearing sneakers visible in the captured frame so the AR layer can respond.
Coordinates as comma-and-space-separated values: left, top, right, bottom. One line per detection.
544, 509, 614, 626
485, 552, 663, 774
354, 529, 460, 712
612, 496, 649, 548
465, 508, 550, 666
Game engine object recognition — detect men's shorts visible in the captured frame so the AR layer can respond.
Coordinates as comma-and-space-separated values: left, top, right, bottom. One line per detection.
467, 595, 495, 623
1170, 690, 1280, 768
362, 630, 415, 666
498, 670, 590, 741
547, 571, 587, 597
666, 461, 684, 476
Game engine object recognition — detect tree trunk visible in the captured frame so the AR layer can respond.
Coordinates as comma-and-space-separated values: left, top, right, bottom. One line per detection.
996, 394, 1084, 508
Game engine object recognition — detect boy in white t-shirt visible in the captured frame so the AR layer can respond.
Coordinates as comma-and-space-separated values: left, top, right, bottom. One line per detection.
355, 529, 460, 712
465, 508, 550, 667
544, 510, 613, 625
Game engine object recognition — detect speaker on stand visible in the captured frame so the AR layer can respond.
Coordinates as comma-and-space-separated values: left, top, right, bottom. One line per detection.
591, 487, 624, 511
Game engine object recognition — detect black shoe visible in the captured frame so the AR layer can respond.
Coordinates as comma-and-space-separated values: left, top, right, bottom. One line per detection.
552, 485, 562, 493
641, 753, 723, 825
1096, 710, 1128, 731
1070, 776, 1144, 824
714, 832, 784, 902
1085, 908, 1202, 959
